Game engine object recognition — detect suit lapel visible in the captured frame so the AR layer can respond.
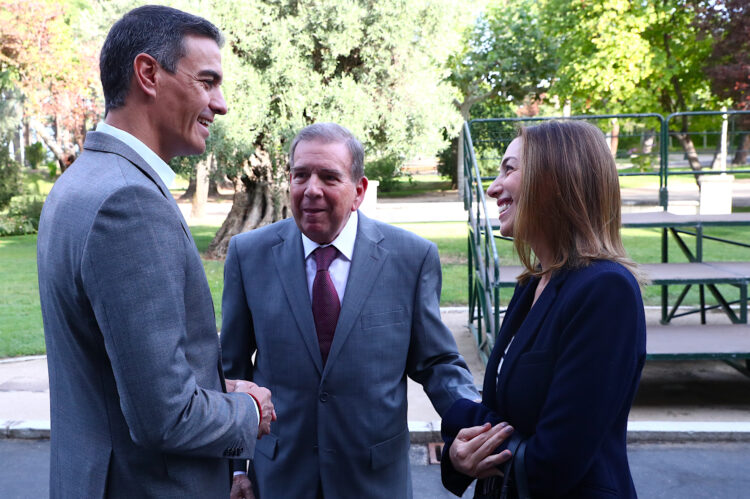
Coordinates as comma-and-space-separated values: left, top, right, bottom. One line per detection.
494, 270, 567, 402
322, 213, 386, 376
83, 132, 191, 239
273, 221, 324, 374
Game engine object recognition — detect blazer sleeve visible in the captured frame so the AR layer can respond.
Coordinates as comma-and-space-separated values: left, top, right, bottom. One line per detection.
521, 270, 645, 496
440, 398, 505, 496
220, 235, 256, 381
81, 185, 258, 457
406, 242, 479, 415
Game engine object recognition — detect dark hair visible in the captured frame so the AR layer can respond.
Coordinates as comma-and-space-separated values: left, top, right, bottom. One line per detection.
100, 5, 224, 114
289, 122, 365, 180
513, 120, 644, 284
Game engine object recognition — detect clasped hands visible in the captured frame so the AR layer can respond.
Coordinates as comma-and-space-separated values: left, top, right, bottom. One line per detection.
449, 422, 514, 479
226, 379, 276, 438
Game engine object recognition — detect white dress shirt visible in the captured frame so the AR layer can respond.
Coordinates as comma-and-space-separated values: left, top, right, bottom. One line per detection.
96, 122, 176, 188
301, 211, 359, 303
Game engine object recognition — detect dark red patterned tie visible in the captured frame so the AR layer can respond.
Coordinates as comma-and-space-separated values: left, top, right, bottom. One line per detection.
312, 246, 341, 364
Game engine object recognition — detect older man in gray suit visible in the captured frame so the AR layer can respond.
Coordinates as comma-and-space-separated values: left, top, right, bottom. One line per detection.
221, 122, 479, 498
37, 6, 274, 498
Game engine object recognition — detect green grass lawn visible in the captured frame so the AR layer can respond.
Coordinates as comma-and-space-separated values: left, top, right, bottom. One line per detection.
0, 235, 45, 357
377, 174, 454, 198
3, 221, 749, 357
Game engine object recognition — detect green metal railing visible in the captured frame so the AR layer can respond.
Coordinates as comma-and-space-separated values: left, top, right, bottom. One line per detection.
464, 111, 750, 359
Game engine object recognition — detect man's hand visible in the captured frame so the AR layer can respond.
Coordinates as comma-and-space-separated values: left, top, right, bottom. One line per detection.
231, 380, 276, 438
449, 422, 513, 479
230, 473, 255, 499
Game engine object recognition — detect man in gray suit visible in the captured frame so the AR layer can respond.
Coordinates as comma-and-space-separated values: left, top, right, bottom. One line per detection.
221, 122, 479, 498
37, 6, 274, 498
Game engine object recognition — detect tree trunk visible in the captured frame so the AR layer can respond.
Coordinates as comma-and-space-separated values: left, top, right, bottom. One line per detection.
12, 126, 23, 165
608, 118, 620, 158
191, 155, 211, 219
208, 178, 220, 197
205, 174, 289, 259
206, 150, 290, 260
672, 132, 703, 187
732, 134, 750, 165
180, 176, 197, 200
30, 119, 75, 171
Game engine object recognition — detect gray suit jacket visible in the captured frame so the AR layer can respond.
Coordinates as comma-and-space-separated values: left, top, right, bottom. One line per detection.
37, 131, 259, 498
221, 214, 478, 499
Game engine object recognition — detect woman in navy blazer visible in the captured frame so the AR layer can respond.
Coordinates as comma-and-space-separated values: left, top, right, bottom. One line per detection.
441, 121, 647, 498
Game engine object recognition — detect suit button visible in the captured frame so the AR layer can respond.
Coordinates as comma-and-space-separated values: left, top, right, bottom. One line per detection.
319, 392, 329, 403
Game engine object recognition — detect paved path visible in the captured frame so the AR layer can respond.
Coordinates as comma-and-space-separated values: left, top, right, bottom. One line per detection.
2, 438, 749, 498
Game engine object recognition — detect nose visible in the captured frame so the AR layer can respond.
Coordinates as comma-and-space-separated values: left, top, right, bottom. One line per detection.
210, 87, 228, 116
304, 174, 324, 197
487, 175, 503, 199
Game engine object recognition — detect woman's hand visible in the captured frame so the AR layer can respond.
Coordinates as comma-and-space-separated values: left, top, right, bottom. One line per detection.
449, 422, 514, 478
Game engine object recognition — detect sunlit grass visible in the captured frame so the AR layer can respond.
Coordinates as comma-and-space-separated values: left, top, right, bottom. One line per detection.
3, 220, 749, 357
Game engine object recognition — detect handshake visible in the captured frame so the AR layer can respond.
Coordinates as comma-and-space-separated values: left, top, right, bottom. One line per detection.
226, 379, 276, 438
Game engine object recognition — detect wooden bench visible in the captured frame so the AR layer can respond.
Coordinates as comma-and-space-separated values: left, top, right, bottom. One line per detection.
494, 262, 750, 324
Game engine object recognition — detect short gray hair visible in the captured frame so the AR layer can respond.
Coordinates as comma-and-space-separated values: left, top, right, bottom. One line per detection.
289, 123, 365, 180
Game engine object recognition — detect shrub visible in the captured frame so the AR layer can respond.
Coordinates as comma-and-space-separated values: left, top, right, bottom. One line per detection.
25, 142, 46, 169
0, 147, 23, 210
437, 135, 459, 188
364, 154, 406, 192
9, 194, 45, 228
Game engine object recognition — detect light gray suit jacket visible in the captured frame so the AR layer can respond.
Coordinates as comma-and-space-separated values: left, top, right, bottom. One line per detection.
37, 131, 259, 498
221, 214, 478, 499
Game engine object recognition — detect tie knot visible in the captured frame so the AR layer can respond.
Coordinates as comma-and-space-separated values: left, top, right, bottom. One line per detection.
313, 245, 339, 271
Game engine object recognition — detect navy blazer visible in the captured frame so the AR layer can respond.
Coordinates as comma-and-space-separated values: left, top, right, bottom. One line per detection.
442, 260, 646, 498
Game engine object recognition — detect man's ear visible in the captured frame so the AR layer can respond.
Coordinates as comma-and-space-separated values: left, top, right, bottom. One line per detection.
132, 53, 159, 99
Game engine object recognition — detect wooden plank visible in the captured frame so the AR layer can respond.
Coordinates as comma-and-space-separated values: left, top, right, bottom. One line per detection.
497, 263, 749, 286
647, 324, 750, 357
707, 262, 750, 278
622, 211, 750, 228
640, 262, 749, 285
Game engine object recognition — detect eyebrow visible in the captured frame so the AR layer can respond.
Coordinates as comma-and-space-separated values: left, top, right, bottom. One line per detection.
197, 70, 222, 84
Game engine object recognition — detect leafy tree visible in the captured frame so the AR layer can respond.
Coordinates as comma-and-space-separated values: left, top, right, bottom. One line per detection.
539, 0, 716, 179
695, 0, 750, 164
0, 0, 102, 170
205, 0, 464, 258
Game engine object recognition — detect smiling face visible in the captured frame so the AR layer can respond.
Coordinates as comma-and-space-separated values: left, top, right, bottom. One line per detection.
487, 137, 523, 237
153, 35, 227, 161
289, 139, 368, 244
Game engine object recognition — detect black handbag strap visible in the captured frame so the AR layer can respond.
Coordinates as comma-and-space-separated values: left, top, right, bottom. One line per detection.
513, 439, 530, 499
497, 433, 524, 499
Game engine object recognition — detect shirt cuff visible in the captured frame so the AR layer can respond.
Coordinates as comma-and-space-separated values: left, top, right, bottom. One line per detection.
233, 471, 247, 476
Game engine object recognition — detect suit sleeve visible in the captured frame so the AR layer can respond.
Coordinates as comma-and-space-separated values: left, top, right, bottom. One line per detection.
406, 242, 479, 415
521, 271, 644, 496
220, 235, 258, 472
81, 185, 258, 457
220, 235, 256, 381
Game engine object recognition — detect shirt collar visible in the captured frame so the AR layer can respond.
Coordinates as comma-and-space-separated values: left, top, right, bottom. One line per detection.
302, 211, 358, 261
96, 121, 176, 188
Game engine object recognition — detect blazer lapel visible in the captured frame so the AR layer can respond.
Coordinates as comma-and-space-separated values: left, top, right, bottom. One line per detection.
83, 132, 191, 239
495, 270, 568, 401
322, 213, 387, 376
483, 280, 535, 409
273, 222, 324, 374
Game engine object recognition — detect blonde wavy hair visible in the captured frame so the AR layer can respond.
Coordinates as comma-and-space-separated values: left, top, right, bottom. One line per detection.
512, 120, 646, 285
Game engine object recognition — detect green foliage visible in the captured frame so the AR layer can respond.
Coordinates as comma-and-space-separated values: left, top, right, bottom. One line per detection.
365, 155, 407, 192
437, 135, 459, 187
538, 0, 716, 115
214, 0, 462, 166
448, 0, 558, 118
24, 142, 46, 169
0, 146, 22, 210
